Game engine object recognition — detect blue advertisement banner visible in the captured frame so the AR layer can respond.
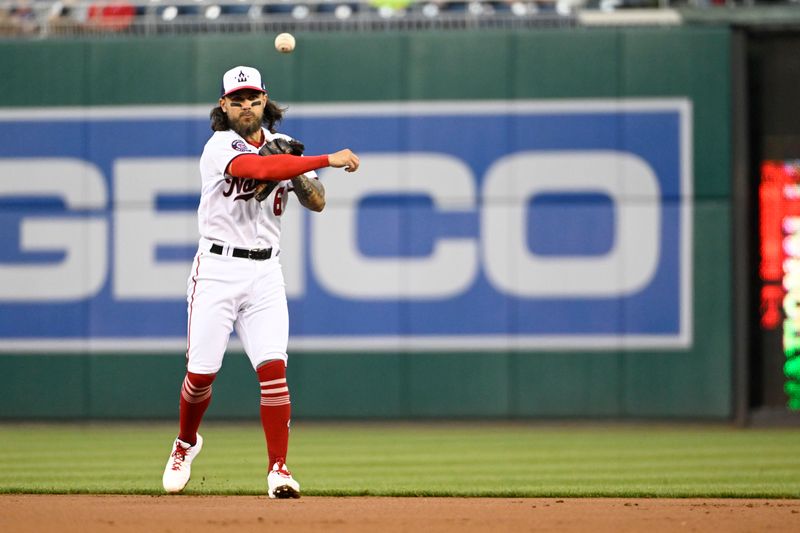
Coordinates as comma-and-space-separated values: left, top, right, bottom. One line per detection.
0, 101, 691, 352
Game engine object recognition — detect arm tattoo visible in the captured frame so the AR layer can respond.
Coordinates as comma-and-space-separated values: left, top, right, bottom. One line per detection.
292, 174, 326, 212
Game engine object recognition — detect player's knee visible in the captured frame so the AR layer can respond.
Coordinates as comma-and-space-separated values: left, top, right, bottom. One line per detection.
256, 359, 286, 381
181, 371, 217, 404
256, 359, 290, 407
187, 371, 216, 388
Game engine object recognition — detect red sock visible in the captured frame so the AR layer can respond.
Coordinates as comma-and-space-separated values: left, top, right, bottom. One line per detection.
257, 360, 291, 468
178, 371, 216, 446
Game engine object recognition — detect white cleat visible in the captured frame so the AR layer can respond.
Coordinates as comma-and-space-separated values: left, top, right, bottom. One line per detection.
162, 434, 203, 493
267, 459, 300, 499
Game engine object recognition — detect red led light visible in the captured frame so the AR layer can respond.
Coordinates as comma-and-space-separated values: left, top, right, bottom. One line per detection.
759, 160, 800, 410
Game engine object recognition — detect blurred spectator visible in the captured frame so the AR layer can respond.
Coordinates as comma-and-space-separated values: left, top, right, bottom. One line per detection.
0, 2, 15, 35
86, 0, 135, 31
47, 0, 86, 35
0, 3, 18, 36
5, 0, 38, 35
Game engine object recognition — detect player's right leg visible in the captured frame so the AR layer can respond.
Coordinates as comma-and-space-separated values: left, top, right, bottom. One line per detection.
162, 371, 215, 493
162, 251, 245, 493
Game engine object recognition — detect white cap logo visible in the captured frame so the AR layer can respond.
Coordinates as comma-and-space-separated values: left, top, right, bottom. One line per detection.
221, 65, 267, 97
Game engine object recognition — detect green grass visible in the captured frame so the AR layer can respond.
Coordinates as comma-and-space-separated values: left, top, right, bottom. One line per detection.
1, 422, 799, 498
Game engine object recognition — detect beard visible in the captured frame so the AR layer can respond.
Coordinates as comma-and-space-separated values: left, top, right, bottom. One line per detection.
230, 114, 263, 139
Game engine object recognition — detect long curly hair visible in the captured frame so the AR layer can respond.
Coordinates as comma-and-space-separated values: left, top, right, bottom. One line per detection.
210, 99, 286, 133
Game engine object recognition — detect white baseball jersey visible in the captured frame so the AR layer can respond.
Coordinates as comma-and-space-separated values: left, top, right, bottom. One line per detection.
198, 127, 317, 250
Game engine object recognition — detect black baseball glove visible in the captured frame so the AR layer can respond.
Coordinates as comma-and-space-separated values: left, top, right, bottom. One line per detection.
254, 137, 306, 202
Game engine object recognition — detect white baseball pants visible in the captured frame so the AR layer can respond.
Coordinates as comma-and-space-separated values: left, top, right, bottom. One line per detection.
185, 248, 289, 374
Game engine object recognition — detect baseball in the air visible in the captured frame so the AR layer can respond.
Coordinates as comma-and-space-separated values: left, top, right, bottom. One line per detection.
275, 33, 296, 54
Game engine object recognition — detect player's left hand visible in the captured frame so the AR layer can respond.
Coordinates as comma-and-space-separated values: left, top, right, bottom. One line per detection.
259, 138, 305, 158
254, 138, 306, 201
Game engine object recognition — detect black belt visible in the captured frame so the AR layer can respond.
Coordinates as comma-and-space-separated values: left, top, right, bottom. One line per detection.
210, 243, 272, 260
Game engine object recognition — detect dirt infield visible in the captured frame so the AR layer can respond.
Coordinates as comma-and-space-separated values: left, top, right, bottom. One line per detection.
1, 495, 799, 532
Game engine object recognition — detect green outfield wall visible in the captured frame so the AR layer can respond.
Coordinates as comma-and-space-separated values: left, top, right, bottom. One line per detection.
0, 27, 733, 420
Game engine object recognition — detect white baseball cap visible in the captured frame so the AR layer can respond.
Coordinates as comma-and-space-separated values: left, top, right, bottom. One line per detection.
220, 66, 267, 97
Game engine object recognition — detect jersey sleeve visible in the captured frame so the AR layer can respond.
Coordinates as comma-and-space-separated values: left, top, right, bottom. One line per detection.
200, 131, 255, 181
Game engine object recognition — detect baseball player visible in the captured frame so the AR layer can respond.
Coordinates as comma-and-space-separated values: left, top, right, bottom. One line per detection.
161, 65, 360, 499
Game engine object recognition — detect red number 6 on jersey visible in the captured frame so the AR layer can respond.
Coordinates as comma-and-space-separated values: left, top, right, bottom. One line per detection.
273, 186, 285, 216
